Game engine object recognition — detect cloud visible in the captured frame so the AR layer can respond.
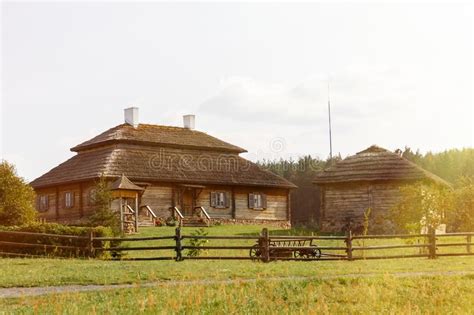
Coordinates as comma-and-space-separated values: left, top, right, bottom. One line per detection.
198, 67, 408, 128
195, 65, 459, 162
199, 76, 327, 125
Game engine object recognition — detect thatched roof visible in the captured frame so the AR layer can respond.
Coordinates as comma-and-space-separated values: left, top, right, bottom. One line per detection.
110, 174, 144, 191
71, 124, 246, 153
31, 144, 296, 189
313, 145, 450, 186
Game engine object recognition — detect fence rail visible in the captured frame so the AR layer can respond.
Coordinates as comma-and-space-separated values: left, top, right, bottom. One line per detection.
0, 228, 473, 262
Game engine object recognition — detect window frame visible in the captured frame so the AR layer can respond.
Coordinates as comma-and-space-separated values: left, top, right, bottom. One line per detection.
210, 191, 230, 209
38, 195, 49, 212
64, 192, 75, 209
249, 192, 267, 210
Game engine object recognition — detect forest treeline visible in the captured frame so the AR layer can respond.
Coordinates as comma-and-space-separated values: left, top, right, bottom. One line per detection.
258, 147, 474, 225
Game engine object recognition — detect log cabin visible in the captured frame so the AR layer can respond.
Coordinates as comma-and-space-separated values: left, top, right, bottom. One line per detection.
30, 108, 296, 227
313, 145, 450, 234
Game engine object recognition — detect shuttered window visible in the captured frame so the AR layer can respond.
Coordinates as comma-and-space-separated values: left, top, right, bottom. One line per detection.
65, 192, 75, 208
39, 195, 49, 212
248, 193, 267, 210
210, 191, 230, 208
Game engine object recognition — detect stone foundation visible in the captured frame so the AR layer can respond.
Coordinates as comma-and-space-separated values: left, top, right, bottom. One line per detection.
212, 218, 291, 229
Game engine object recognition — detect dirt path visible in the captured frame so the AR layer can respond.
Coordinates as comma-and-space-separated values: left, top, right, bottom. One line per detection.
1, 270, 473, 299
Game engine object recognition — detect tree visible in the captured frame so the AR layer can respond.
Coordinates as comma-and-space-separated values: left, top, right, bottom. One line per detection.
88, 175, 120, 234
390, 183, 452, 233
448, 177, 474, 232
402, 147, 474, 184
0, 160, 37, 226
258, 155, 328, 226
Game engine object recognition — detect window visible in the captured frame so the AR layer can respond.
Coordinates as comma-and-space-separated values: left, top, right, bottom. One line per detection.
248, 193, 267, 210
38, 195, 49, 212
210, 191, 229, 208
64, 192, 75, 208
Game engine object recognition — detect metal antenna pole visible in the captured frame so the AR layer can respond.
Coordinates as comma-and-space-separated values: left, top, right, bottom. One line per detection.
328, 81, 333, 161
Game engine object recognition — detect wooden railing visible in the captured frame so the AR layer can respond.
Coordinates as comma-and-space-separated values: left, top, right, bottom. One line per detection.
125, 205, 135, 214
0, 230, 95, 258
1, 229, 473, 262
169, 207, 184, 227
193, 206, 211, 226
101, 229, 474, 261
143, 205, 157, 219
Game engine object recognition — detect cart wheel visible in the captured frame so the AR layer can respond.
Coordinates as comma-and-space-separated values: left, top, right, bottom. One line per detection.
310, 246, 322, 260
249, 244, 262, 261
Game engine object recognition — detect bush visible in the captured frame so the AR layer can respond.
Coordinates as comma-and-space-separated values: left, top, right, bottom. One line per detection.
165, 216, 177, 227
0, 161, 37, 226
0, 223, 114, 258
186, 228, 209, 257
155, 217, 165, 227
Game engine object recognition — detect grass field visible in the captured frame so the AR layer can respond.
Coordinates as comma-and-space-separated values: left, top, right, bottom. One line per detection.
1, 225, 473, 313
1, 275, 473, 314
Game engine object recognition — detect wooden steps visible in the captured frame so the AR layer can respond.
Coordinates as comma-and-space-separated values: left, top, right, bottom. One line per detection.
138, 215, 155, 227
182, 217, 209, 227
138, 221, 155, 227
137, 212, 211, 228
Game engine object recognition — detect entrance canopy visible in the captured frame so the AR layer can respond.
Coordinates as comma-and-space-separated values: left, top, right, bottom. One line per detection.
110, 174, 144, 199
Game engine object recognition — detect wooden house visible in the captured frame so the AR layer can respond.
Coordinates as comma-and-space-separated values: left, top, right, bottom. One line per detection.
31, 108, 296, 227
313, 145, 449, 234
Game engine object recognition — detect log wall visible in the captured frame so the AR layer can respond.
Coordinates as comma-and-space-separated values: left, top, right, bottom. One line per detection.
139, 185, 173, 218
35, 182, 96, 224
234, 187, 289, 221
35, 182, 290, 224
320, 181, 405, 233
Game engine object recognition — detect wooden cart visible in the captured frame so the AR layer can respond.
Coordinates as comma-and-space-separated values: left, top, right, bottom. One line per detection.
249, 238, 322, 261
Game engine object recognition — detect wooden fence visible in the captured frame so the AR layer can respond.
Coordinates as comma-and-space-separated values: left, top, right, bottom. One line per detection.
1, 229, 473, 262
0, 230, 98, 258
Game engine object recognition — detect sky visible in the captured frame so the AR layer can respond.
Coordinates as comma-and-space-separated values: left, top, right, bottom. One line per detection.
1, 2, 473, 182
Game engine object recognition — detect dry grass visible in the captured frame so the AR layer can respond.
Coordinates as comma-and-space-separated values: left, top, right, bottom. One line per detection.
1, 275, 473, 314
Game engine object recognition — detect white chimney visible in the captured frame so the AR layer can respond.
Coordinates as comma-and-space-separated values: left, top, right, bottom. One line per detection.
124, 107, 139, 128
183, 114, 195, 129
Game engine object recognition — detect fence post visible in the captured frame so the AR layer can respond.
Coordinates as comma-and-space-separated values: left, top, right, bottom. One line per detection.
262, 228, 270, 263
345, 230, 353, 261
467, 235, 472, 254
175, 227, 183, 261
88, 230, 95, 258
428, 228, 437, 259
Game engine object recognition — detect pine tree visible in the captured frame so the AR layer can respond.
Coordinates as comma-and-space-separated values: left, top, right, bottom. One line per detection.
88, 175, 120, 234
